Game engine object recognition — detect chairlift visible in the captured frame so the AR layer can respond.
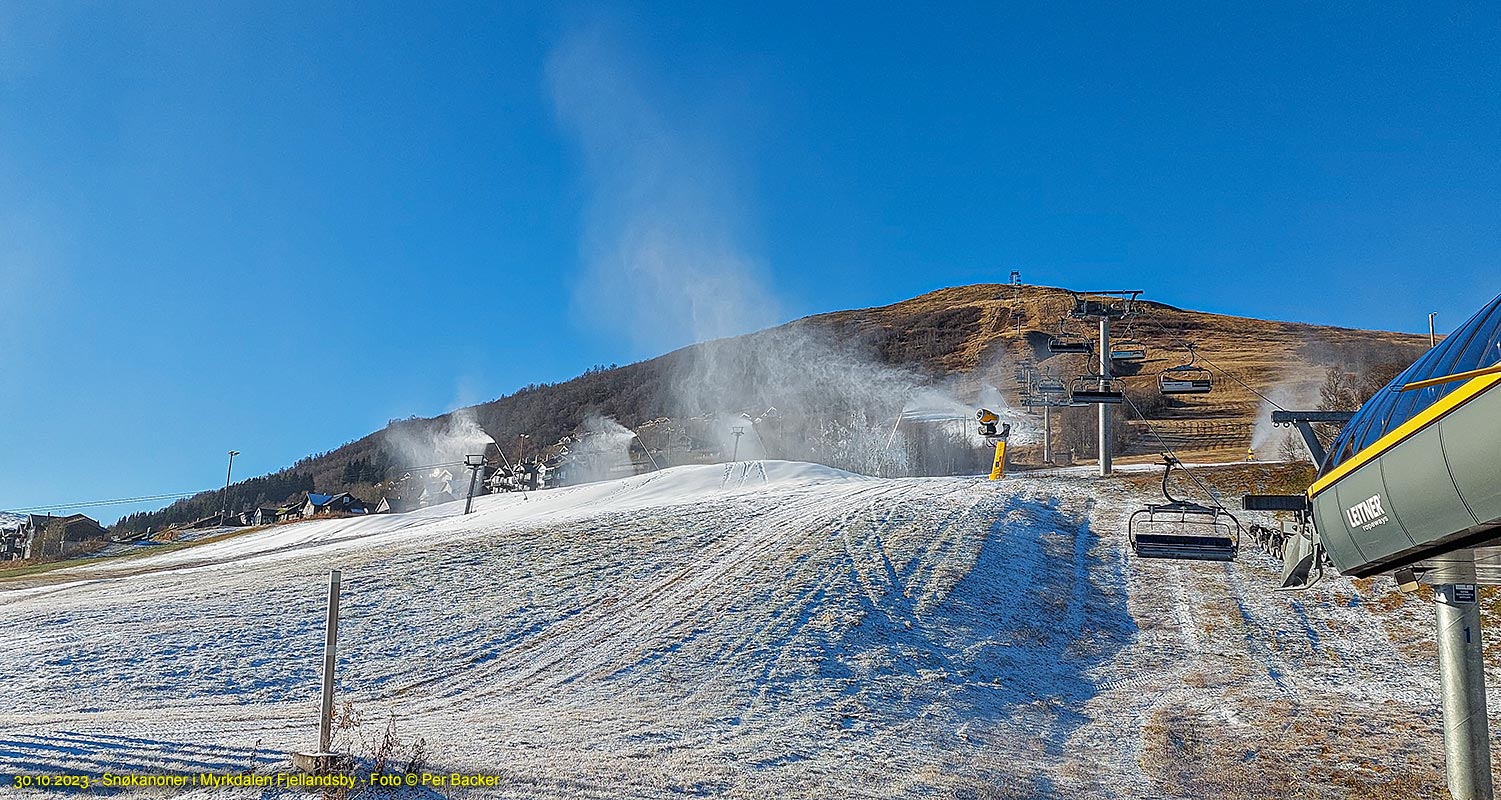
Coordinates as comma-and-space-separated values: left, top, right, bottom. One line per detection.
1020, 393, 1048, 409
1158, 345, 1212, 395
1069, 374, 1124, 404
1045, 315, 1094, 355
1036, 374, 1066, 394
1128, 457, 1240, 561
1109, 339, 1147, 363
1049, 337, 1093, 355
1159, 365, 1213, 395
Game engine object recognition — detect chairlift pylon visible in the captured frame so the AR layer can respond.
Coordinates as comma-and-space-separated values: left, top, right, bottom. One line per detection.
1128, 457, 1240, 561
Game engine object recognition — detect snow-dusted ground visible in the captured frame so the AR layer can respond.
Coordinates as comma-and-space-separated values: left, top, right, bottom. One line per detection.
0, 461, 1466, 797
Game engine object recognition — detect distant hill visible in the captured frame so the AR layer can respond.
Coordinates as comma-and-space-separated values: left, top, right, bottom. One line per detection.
113, 284, 1429, 533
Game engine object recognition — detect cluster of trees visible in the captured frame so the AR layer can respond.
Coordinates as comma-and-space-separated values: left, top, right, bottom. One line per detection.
113, 467, 318, 534
1312, 360, 1412, 450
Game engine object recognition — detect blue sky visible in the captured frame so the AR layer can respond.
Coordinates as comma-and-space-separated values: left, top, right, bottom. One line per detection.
1, 2, 1497, 521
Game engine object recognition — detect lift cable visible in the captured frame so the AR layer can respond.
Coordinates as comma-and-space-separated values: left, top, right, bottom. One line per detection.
1119, 391, 1224, 507
1135, 311, 1289, 412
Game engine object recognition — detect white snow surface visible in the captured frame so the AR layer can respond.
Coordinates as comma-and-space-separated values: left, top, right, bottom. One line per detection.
0, 461, 1460, 797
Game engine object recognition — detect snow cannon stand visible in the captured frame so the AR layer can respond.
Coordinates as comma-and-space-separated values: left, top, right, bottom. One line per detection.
977, 410, 1010, 479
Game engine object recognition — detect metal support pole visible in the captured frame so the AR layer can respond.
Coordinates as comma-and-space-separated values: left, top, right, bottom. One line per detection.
1436, 583, 1493, 800
463, 465, 480, 515
1043, 403, 1053, 464
1430, 312, 1438, 348
318, 569, 342, 754
1098, 316, 1112, 477
220, 450, 239, 522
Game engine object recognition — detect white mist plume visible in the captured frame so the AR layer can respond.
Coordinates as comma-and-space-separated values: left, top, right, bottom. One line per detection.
385, 409, 495, 476
569, 414, 638, 483
548, 26, 994, 477
1249, 379, 1320, 459
548, 25, 778, 354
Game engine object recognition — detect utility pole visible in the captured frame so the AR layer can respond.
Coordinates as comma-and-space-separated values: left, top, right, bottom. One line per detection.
221, 450, 240, 523
1098, 316, 1112, 477
1430, 312, 1439, 347
463, 454, 484, 515
731, 426, 745, 462
633, 432, 661, 471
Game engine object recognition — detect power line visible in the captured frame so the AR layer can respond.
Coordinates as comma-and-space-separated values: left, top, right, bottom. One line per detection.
3, 460, 473, 518
3, 491, 203, 516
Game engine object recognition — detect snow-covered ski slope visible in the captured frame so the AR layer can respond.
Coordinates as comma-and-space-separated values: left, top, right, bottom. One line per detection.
0, 461, 1460, 797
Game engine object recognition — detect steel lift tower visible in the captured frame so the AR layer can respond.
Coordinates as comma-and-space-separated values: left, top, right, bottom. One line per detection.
1068, 291, 1141, 476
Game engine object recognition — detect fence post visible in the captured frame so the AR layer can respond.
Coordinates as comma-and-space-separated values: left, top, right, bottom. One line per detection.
292, 569, 345, 774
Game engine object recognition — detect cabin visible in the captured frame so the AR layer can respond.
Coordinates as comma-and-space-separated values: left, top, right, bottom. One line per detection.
247, 507, 281, 526
375, 496, 418, 514
385, 467, 463, 508
0, 514, 109, 561
301, 492, 370, 518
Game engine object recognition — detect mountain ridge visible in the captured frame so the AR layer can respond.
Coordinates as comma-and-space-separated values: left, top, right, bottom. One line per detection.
112, 283, 1429, 533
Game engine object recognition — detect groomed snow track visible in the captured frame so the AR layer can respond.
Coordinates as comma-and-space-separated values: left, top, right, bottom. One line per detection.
0, 461, 1460, 797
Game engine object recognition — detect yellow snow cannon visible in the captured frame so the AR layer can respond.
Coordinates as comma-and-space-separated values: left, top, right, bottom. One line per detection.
976, 408, 1000, 437
978, 409, 1010, 479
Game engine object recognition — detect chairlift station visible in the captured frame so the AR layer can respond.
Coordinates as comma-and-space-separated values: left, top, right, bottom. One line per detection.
1022, 284, 1501, 799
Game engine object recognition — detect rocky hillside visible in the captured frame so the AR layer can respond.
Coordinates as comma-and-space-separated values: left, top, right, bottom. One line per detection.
114, 284, 1429, 533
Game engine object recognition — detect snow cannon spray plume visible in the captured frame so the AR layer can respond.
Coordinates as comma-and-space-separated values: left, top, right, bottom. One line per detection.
549, 24, 1002, 477
384, 409, 497, 478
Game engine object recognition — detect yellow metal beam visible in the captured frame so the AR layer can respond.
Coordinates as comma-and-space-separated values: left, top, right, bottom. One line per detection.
1309, 369, 1501, 499
1401, 362, 1501, 392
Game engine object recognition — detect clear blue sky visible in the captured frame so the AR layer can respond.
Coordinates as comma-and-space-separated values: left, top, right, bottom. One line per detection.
1, 2, 1497, 521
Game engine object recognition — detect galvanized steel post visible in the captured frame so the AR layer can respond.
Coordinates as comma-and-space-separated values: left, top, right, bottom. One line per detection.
318, 569, 342, 754
1436, 583, 1493, 800
1043, 402, 1053, 464
1098, 316, 1112, 477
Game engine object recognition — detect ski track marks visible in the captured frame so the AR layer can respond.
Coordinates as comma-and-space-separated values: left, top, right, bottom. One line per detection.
0, 461, 1456, 798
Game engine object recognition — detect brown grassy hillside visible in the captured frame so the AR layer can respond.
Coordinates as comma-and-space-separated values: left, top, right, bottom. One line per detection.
114, 284, 1430, 532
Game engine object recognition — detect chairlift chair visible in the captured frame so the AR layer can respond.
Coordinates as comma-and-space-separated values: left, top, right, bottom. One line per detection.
1128, 458, 1241, 561
1045, 315, 1094, 355
1109, 339, 1148, 363
1069, 375, 1124, 404
1158, 345, 1212, 395
1048, 336, 1092, 355
1036, 374, 1066, 395
1159, 365, 1213, 395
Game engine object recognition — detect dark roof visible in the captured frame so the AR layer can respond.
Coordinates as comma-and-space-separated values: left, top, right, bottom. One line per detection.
1322, 292, 1501, 474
